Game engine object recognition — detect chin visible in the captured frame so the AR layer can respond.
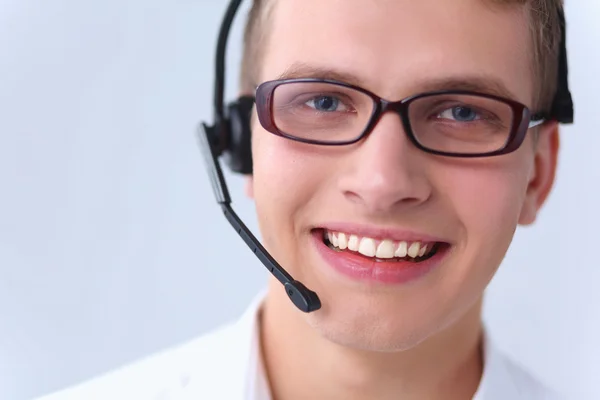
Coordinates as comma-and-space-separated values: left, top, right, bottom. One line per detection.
304, 297, 443, 353
310, 317, 435, 353
300, 281, 484, 354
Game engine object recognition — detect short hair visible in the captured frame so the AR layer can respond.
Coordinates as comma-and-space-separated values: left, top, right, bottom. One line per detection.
239, 0, 564, 112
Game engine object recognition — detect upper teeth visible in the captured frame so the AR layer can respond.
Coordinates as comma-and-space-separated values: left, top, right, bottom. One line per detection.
326, 231, 432, 259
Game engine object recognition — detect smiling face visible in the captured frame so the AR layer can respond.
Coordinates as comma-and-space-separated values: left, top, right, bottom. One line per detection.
248, 0, 559, 351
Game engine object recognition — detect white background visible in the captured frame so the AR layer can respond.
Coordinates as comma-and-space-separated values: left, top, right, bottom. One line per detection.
0, 1, 598, 399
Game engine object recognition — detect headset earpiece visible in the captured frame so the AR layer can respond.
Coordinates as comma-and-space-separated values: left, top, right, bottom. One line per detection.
223, 95, 254, 175
549, 5, 574, 124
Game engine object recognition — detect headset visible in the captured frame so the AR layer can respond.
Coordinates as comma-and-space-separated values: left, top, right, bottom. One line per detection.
198, 0, 574, 314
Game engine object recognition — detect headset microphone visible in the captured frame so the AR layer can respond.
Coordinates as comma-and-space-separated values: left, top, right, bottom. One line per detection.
197, 0, 574, 314
197, 0, 321, 313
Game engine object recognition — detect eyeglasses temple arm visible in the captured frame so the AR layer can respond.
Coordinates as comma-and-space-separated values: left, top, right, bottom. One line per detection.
528, 114, 547, 129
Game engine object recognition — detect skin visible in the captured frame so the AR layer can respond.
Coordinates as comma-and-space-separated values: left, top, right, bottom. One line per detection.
244, 0, 560, 398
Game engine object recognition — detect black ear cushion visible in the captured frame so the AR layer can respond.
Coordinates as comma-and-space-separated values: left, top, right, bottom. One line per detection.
550, 6, 574, 124
224, 96, 254, 174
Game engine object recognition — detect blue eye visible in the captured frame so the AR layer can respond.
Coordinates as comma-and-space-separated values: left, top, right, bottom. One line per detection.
453, 106, 478, 121
440, 106, 480, 122
307, 96, 341, 112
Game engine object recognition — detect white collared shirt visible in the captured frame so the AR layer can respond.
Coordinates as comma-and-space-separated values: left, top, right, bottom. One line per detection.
37, 290, 564, 400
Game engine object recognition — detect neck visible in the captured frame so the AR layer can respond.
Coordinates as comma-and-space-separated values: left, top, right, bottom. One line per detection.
259, 281, 484, 400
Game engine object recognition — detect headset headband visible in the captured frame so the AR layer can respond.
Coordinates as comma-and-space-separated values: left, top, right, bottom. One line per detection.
211, 0, 243, 153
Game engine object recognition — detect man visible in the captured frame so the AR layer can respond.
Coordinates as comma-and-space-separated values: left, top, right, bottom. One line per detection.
40, 0, 569, 398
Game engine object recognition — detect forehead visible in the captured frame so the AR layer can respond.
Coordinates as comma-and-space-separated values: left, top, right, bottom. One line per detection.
261, 0, 533, 104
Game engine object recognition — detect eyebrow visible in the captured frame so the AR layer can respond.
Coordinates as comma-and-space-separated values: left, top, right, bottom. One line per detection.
276, 62, 519, 101
277, 63, 366, 88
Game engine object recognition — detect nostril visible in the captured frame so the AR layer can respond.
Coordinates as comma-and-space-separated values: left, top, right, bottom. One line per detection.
342, 190, 363, 205
343, 188, 426, 212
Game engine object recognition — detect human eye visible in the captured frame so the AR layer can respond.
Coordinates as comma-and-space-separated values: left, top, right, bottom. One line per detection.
437, 105, 482, 122
430, 101, 506, 131
304, 94, 352, 113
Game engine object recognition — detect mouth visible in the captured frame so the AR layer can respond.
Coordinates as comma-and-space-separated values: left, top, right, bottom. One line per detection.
320, 229, 445, 263
312, 227, 450, 285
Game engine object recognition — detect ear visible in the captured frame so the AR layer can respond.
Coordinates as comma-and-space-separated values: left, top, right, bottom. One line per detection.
518, 122, 560, 226
245, 176, 254, 199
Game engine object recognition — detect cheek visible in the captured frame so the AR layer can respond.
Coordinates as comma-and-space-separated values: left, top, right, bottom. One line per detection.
457, 174, 524, 231
441, 156, 532, 275
252, 129, 319, 206
250, 129, 326, 258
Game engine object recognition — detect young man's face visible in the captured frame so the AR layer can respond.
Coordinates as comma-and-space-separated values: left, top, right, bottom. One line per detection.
248, 0, 558, 351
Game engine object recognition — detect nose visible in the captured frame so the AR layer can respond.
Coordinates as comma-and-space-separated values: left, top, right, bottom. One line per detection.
338, 112, 432, 214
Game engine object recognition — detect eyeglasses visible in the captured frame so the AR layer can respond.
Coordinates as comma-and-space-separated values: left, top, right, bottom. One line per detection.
254, 78, 546, 157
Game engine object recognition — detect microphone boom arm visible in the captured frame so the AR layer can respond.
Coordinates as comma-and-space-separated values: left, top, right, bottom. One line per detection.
197, 123, 321, 313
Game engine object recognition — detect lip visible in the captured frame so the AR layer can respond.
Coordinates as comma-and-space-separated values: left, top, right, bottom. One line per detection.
318, 222, 451, 244
311, 229, 450, 285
